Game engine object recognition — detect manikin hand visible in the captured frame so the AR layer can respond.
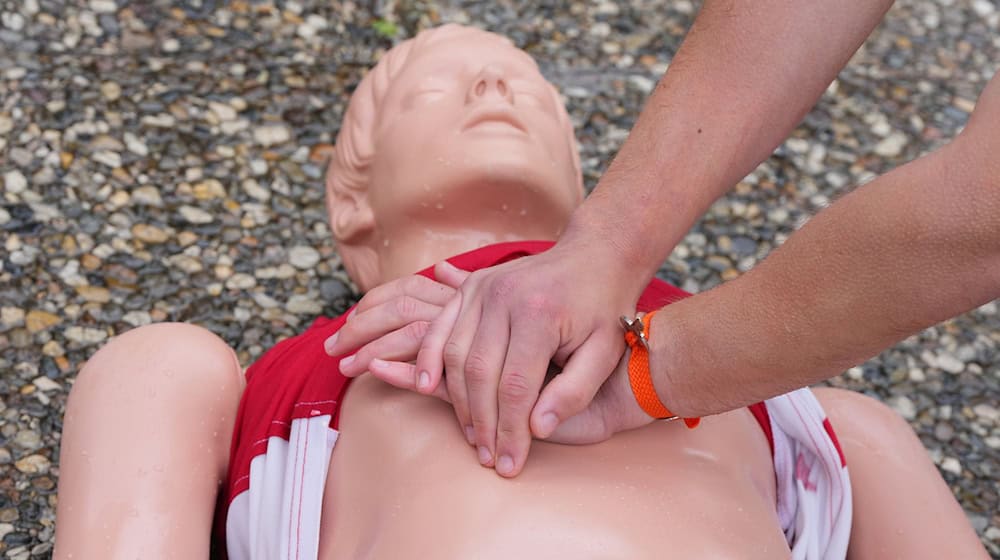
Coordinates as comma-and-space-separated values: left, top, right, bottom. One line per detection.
326, 262, 470, 405
409, 244, 639, 477
327, 264, 654, 446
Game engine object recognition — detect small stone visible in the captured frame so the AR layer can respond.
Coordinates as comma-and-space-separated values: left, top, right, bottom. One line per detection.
225, 273, 256, 290
252, 292, 280, 309
1, 307, 25, 328
193, 179, 226, 200
25, 310, 60, 333
14, 454, 50, 475
132, 224, 169, 244
627, 75, 656, 95
972, 0, 996, 16
973, 404, 999, 423
41, 340, 64, 357
874, 132, 908, 157
179, 206, 214, 224
168, 254, 203, 274
92, 150, 123, 169
250, 159, 268, 175
288, 246, 321, 269
939, 456, 961, 476
936, 352, 965, 374
122, 311, 152, 327
2, 12, 25, 31
64, 326, 108, 345
3, 170, 27, 194
162, 37, 180, 52
985, 527, 1000, 542
242, 179, 270, 201
76, 285, 111, 303
253, 124, 292, 147
32, 377, 61, 392
934, 422, 954, 442
175, 231, 198, 247
90, 0, 117, 12
208, 101, 238, 122
0, 509, 15, 523
0, 524, 12, 541
888, 395, 917, 421
131, 185, 162, 206
287, 294, 322, 314
908, 368, 926, 382
100, 81, 121, 101
124, 132, 149, 156
846, 367, 863, 380
141, 114, 176, 128
13, 430, 41, 450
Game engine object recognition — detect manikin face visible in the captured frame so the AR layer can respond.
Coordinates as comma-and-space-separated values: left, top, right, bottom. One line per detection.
367, 33, 583, 232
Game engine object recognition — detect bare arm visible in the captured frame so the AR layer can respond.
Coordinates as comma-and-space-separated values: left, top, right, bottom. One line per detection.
652, 75, 1000, 416
404, 0, 899, 478
565, 0, 896, 286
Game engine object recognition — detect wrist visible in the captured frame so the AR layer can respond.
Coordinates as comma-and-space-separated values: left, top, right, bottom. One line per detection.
561, 200, 682, 291
646, 301, 699, 417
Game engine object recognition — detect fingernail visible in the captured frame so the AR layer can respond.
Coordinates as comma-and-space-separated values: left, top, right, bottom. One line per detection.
477, 446, 492, 466
417, 371, 430, 390
370, 358, 387, 369
496, 455, 514, 476
339, 355, 355, 370
324, 333, 339, 354
539, 412, 559, 437
464, 426, 475, 445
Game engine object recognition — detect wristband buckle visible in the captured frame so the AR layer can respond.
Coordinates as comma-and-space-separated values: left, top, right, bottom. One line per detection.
620, 315, 649, 350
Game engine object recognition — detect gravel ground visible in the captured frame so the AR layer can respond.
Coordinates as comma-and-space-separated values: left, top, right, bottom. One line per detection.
0, 0, 998, 557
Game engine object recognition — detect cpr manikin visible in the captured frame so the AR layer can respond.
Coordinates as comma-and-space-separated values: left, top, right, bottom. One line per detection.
53, 24, 988, 560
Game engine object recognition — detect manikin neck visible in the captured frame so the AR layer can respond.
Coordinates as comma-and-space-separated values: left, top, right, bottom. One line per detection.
362, 177, 577, 286
374, 222, 558, 284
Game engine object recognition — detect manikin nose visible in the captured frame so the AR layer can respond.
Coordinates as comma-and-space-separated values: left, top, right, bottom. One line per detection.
466, 65, 513, 104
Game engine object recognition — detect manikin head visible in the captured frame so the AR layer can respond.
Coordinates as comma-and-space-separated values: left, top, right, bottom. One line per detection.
326, 24, 584, 291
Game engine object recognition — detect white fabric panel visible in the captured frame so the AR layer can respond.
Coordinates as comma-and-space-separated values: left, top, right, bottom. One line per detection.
768, 389, 852, 560
227, 416, 338, 560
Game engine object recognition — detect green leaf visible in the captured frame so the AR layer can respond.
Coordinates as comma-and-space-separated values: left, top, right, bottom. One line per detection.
372, 19, 398, 39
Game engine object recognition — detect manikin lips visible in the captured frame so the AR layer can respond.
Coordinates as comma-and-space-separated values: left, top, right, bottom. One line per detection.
462, 108, 526, 133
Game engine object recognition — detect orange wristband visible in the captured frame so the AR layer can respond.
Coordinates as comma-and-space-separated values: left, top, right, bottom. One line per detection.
622, 310, 700, 428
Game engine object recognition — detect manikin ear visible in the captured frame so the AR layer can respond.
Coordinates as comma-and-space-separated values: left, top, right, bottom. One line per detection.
325, 170, 375, 244
324, 155, 381, 291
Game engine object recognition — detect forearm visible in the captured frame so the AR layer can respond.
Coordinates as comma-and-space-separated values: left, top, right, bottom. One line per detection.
563, 0, 893, 286
654, 139, 1000, 415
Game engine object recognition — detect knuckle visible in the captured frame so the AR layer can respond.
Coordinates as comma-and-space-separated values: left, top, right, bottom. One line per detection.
394, 295, 419, 319
463, 352, 492, 384
497, 420, 523, 440
522, 293, 555, 317
488, 273, 517, 300
403, 321, 430, 343
442, 340, 466, 370
498, 371, 534, 405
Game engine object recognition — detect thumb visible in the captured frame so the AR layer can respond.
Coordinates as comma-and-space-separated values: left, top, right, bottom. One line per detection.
543, 395, 612, 444
434, 260, 471, 289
